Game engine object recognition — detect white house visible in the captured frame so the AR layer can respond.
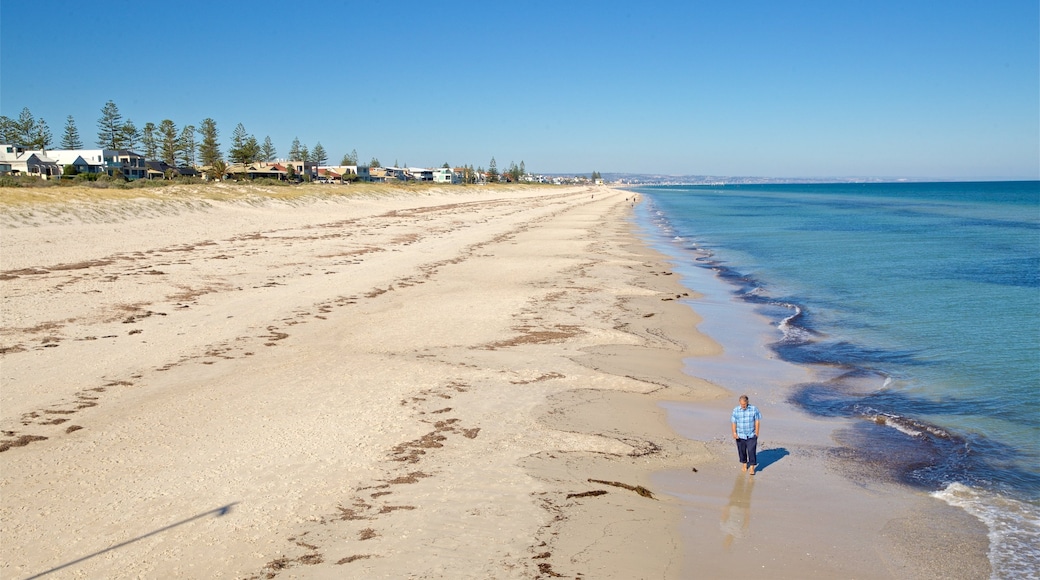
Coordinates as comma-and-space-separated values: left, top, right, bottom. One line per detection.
47, 149, 147, 180
0, 144, 62, 178
408, 167, 434, 182
433, 167, 458, 184
324, 165, 371, 181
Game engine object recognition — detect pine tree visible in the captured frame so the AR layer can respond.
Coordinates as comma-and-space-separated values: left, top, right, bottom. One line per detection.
96, 100, 124, 149
121, 120, 140, 151
244, 136, 260, 163
31, 118, 52, 150
311, 142, 327, 166
178, 125, 196, 167
288, 137, 301, 161
17, 108, 35, 142
197, 118, 221, 167
61, 115, 83, 149
228, 124, 261, 164
0, 116, 17, 143
158, 119, 178, 166
13, 107, 46, 148
141, 122, 158, 160
369, 157, 381, 168
261, 136, 276, 162
488, 157, 499, 183
228, 124, 247, 164
341, 149, 358, 166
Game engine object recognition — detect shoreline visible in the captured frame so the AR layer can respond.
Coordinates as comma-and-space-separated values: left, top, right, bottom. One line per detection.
629, 193, 993, 579
0, 184, 989, 578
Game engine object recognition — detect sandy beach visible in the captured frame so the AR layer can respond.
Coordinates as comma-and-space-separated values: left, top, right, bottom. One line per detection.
1, 183, 989, 579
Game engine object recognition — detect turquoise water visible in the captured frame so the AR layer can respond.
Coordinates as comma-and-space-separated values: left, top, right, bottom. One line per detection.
633, 181, 1039, 578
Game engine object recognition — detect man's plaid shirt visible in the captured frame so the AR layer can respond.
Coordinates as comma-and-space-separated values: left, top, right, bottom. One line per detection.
731, 405, 761, 439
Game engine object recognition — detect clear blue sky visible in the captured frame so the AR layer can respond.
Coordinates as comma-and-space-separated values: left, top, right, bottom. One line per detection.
2, 1, 1037, 179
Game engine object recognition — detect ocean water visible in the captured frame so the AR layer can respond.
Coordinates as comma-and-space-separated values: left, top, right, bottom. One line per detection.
632, 181, 1040, 579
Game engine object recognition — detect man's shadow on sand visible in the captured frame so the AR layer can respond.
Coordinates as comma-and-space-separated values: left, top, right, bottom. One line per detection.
756, 447, 790, 472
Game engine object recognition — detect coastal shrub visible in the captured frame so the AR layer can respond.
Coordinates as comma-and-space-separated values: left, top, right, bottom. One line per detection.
251, 178, 289, 187
1, 175, 61, 188
0, 175, 24, 187
125, 178, 166, 189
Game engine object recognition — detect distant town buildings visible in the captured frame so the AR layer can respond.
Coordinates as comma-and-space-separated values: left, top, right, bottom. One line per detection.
3, 142, 630, 186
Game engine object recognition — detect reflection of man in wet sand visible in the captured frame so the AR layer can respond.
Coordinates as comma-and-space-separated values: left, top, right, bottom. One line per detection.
720, 474, 754, 550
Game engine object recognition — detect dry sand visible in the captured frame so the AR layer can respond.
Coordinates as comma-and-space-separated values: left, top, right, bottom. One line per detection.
0, 183, 989, 579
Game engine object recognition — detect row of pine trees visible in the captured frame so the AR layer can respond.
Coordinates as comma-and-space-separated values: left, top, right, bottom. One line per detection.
1, 100, 529, 182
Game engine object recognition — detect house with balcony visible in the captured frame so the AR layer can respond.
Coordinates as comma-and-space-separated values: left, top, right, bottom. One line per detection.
47, 149, 147, 180
321, 165, 370, 182
225, 161, 288, 181
408, 167, 434, 182
383, 167, 409, 181
280, 159, 317, 180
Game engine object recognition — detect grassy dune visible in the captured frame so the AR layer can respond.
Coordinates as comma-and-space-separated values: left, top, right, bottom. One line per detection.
0, 181, 563, 227
0, 180, 556, 205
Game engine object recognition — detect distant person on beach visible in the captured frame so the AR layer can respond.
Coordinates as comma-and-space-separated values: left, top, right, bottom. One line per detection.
731, 395, 761, 474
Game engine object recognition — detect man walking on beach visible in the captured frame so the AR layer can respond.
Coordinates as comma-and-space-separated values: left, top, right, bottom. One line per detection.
731, 395, 761, 475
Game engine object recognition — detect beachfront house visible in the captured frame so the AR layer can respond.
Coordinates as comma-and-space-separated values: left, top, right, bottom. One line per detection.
433, 167, 459, 184
340, 165, 371, 182
316, 167, 342, 183
383, 167, 409, 181
225, 162, 289, 181
46, 149, 148, 180
408, 167, 434, 182
0, 144, 62, 178
281, 159, 317, 180
144, 161, 200, 179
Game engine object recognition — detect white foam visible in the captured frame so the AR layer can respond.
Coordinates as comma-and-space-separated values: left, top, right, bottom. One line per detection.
870, 412, 923, 437
777, 305, 814, 342
932, 482, 1040, 580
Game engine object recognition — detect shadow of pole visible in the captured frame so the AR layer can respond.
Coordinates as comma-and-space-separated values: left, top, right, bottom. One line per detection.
24, 502, 239, 579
